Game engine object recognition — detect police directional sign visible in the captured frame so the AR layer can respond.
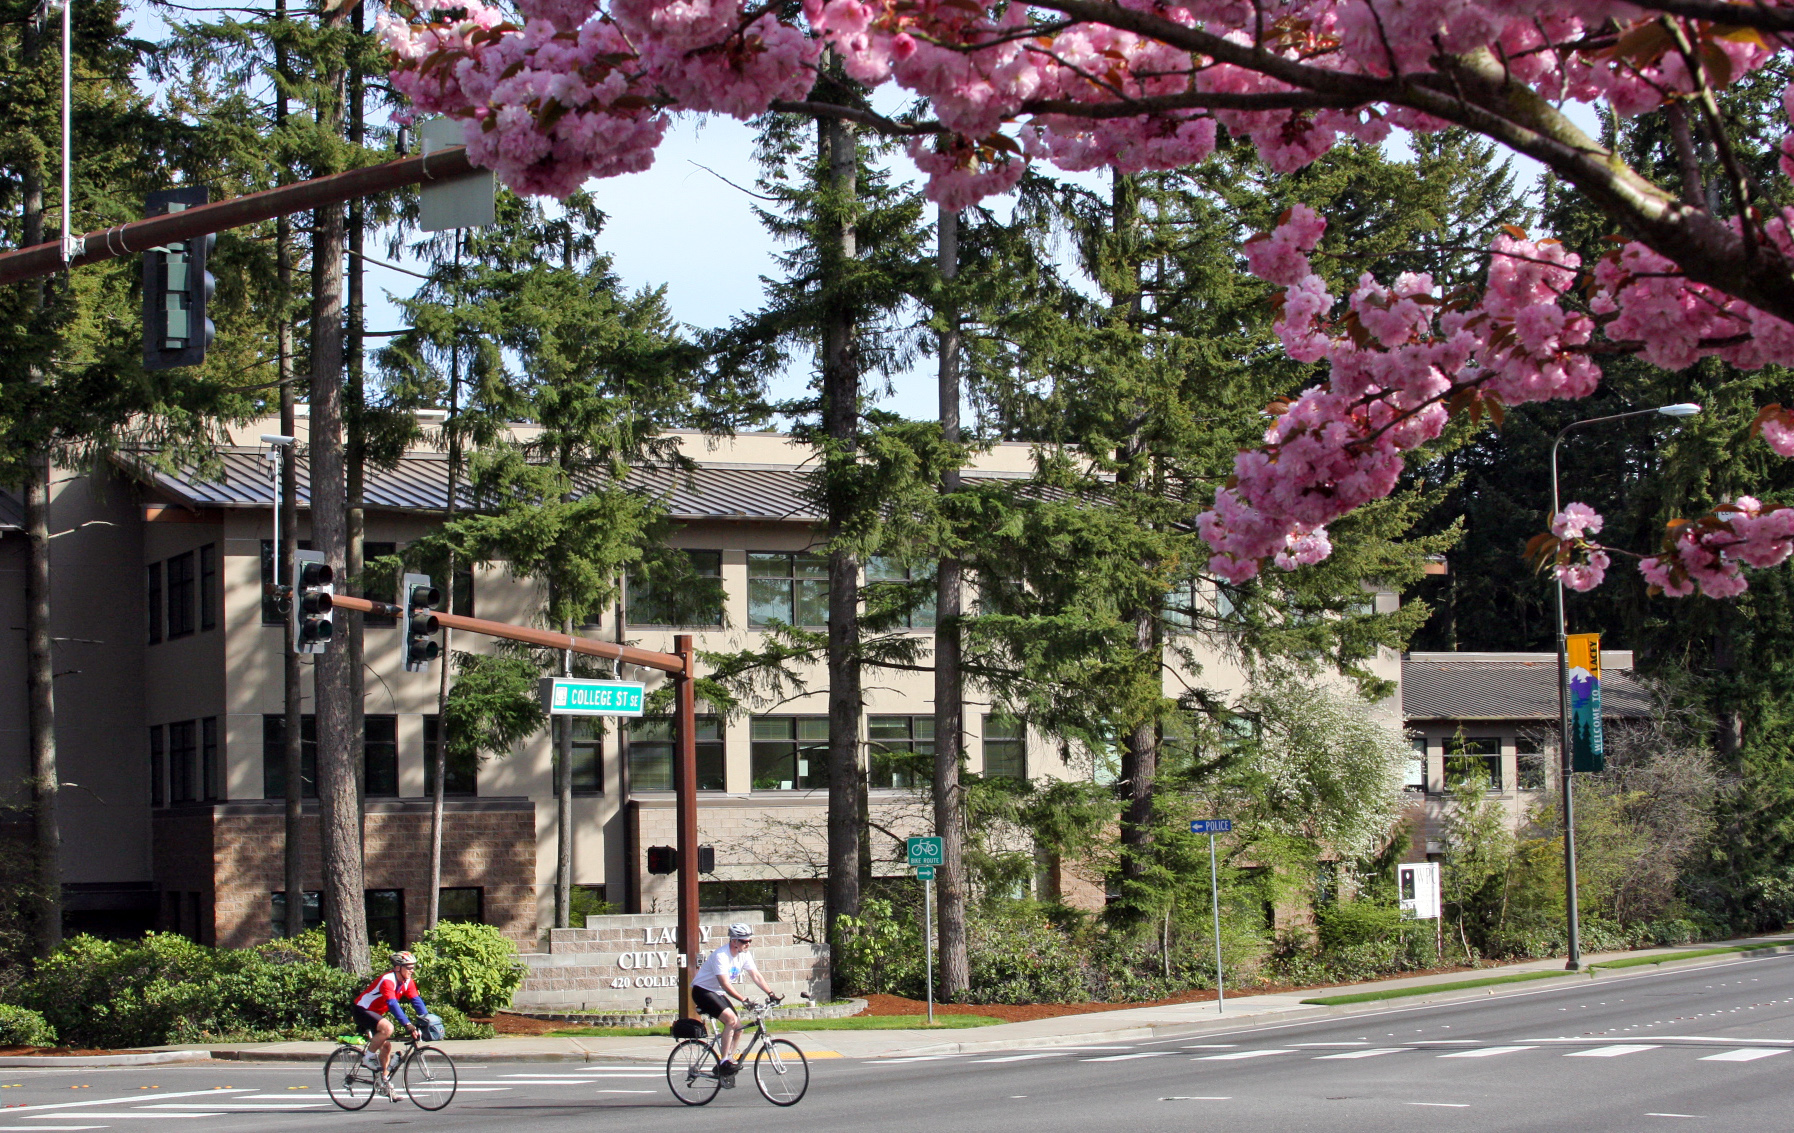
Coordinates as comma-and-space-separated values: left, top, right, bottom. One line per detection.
907, 836, 945, 867
1190, 819, 1233, 834
915, 866, 936, 881
539, 677, 646, 717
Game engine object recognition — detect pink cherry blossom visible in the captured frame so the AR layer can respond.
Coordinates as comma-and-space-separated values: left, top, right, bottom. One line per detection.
1558, 549, 1609, 592
1552, 503, 1604, 541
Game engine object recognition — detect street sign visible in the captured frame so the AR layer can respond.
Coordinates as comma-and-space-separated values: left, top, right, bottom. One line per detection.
916, 866, 936, 881
907, 836, 944, 867
539, 677, 646, 717
1190, 819, 1233, 834
419, 119, 497, 232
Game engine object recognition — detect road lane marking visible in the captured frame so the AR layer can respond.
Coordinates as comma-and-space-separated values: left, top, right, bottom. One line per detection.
1567, 1045, 1661, 1058
1409, 1102, 1470, 1108
1082, 1053, 1176, 1062
1645, 1115, 1704, 1119
1160, 1096, 1230, 1101
1295, 1042, 1369, 1047
21, 1114, 223, 1120
1699, 1049, 1787, 1062
972, 1055, 1067, 1063
1313, 1048, 1406, 1060
1195, 1050, 1293, 1061
138, 1105, 329, 1111
0, 1090, 252, 1115
597, 1090, 656, 1094
1439, 1046, 1534, 1058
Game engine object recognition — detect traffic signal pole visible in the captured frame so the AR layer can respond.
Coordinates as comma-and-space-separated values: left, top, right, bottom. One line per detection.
331, 595, 703, 1023
0, 147, 477, 286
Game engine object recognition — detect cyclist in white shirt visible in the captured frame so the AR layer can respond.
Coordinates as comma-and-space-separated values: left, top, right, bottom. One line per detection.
691, 923, 779, 1075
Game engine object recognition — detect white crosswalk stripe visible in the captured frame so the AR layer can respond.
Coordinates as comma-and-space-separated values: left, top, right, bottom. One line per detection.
1439, 1046, 1535, 1058
1195, 1050, 1293, 1061
1082, 1053, 1176, 1062
1566, 1045, 1661, 1058
973, 1054, 1068, 1063
1313, 1048, 1406, 1060
1699, 1048, 1788, 1062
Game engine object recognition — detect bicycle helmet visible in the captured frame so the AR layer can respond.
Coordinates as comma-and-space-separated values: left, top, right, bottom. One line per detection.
391, 950, 418, 967
727, 923, 754, 941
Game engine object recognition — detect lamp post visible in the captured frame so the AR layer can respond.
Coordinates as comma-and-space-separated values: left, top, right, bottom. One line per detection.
1550, 402, 1700, 970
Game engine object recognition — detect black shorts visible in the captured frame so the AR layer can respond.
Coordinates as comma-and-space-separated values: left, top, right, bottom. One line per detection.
349, 1003, 386, 1036
691, 986, 733, 1019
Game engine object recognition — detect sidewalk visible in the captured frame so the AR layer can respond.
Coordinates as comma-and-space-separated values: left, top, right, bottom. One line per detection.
149, 930, 1794, 1066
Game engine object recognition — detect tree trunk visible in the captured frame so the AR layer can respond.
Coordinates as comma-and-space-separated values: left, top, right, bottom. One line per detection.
345, 0, 368, 837
821, 109, 863, 943
20, 7, 59, 954
311, 198, 367, 972
1117, 606, 1158, 905
932, 205, 970, 1000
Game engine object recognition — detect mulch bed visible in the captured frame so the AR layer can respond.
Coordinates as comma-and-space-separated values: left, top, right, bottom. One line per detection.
0, 1046, 136, 1056
487, 1013, 577, 1035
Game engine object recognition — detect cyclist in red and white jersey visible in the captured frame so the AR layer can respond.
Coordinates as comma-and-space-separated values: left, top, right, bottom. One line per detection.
351, 951, 428, 1085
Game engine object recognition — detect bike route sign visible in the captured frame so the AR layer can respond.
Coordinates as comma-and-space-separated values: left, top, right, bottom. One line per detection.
539, 677, 646, 717
915, 866, 936, 881
907, 836, 945, 867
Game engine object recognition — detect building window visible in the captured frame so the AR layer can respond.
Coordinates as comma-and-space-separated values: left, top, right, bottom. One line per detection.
1444, 735, 1503, 791
1517, 735, 1548, 791
627, 717, 725, 792
364, 715, 399, 797
422, 716, 477, 797
262, 714, 317, 799
983, 715, 1026, 779
1162, 577, 1202, 632
750, 717, 828, 790
437, 887, 484, 925
747, 552, 827, 628
361, 542, 398, 627
699, 880, 777, 923
147, 563, 163, 644
865, 558, 936, 628
437, 568, 473, 618
199, 544, 218, 631
551, 718, 603, 793
201, 716, 220, 801
166, 551, 196, 638
868, 715, 932, 789
149, 725, 165, 807
168, 720, 197, 803
629, 550, 724, 626
270, 890, 322, 937
365, 890, 405, 950
1405, 738, 1427, 792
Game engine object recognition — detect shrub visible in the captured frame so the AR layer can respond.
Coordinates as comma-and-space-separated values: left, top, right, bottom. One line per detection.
966, 910, 1091, 1004
1315, 901, 1404, 953
409, 922, 523, 1016
0, 1004, 56, 1047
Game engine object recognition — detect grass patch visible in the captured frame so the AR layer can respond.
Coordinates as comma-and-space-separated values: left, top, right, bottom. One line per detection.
1589, 942, 1787, 971
545, 1014, 1004, 1038
1300, 970, 1573, 1006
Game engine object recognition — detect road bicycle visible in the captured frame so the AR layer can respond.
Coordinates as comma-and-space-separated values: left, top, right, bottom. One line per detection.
325, 1027, 459, 1111
667, 995, 811, 1106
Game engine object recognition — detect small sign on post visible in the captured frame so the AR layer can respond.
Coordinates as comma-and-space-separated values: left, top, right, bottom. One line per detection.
538, 677, 646, 716
915, 866, 936, 881
1191, 818, 1232, 1014
906, 836, 945, 867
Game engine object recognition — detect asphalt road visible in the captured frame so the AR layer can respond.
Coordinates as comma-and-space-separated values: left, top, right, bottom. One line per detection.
7, 953, 1794, 1132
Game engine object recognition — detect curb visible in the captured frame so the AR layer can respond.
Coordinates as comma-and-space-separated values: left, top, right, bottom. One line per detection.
0, 1051, 214, 1068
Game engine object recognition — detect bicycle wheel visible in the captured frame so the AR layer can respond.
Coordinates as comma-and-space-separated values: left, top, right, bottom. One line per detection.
667, 1039, 723, 1106
324, 1046, 377, 1111
752, 1039, 809, 1106
403, 1045, 458, 1110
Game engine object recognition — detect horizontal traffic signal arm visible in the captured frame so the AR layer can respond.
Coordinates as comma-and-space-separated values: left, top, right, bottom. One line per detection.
331, 594, 688, 675
0, 147, 477, 287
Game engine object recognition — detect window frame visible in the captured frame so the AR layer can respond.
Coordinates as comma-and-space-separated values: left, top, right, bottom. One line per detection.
1443, 735, 1504, 792
552, 717, 605, 794
749, 715, 829, 790
364, 714, 399, 798
361, 542, 399, 627
201, 716, 220, 801
867, 714, 933, 789
199, 544, 218, 631
270, 890, 323, 938
627, 549, 725, 627
149, 725, 165, 808
626, 716, 726, 792
364, 889, 406, 951
982, 714, 1027, 780
865, 557, 936, 629
423, 715, 478, 797
165, 550, 196, 638
747, 551, 828, 628
262, 713, 318, 800
167, 719, 197, 803
147, 562, 163, 644
437, 887, 484, 925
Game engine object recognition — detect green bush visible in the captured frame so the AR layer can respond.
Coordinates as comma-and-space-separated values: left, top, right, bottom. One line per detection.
966, 910, 1091, 1004
431, 1003, 496, 1039
1315, 901, 1404, 953
409, 922, 523, 1016
0, 1004, 56, 1047
8, 933, 358, 1049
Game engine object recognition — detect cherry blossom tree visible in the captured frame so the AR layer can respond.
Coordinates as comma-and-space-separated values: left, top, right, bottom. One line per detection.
379, 0, 1794, 595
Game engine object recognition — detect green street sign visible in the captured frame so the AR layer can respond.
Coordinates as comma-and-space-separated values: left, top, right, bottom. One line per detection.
916, 866, 936, 881
907, 836, 944, 867
539, 677, 645, 717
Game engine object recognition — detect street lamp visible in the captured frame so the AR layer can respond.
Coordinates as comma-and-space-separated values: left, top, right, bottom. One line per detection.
1551, 402, 1701, 970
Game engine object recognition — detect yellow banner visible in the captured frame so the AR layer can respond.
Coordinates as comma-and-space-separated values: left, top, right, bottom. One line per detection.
1567, 632, 1601, 679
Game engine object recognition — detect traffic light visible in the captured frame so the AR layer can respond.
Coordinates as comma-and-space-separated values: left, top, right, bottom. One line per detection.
646, 846, 676, 875
698, 845, 715, 874
403, 572, 442, 673
142, 186, 216, 371
292, 549, 334, 654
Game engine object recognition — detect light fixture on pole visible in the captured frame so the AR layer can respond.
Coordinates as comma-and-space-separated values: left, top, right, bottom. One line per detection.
1551, 402, 1700, 970
262, 434, 296, 601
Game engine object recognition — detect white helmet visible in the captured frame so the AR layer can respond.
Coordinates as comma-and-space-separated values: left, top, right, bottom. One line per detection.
728, 923, 754, 941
